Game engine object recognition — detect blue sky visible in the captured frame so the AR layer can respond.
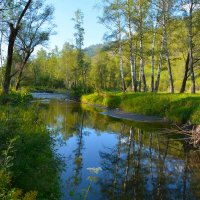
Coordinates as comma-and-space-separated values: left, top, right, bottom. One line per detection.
46, 0, 107, 50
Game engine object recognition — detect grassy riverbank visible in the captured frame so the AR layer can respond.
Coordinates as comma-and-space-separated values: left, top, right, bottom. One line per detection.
0, 91, 62, 199
81, 92, 200, 124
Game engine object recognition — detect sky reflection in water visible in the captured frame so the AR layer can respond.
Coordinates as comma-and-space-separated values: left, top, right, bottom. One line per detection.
41, 100, 200, 200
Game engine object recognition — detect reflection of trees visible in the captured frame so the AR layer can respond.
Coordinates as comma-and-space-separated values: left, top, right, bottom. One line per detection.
152, 134, 169, 200
40, 101, 84, 139
73, 111, 85, 185
98, 125, 199, 200
183, 147, 188, 200
66, 111, 85, 198
99, 124, 124, 200
187, 150, 200, 199
124, 126, 133, 190
38, 101, 200, 199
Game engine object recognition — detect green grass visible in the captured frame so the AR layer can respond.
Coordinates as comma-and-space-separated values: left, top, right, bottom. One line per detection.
81, 92, 200, 124
0, 105, 61, 199
0, 89, 33, 105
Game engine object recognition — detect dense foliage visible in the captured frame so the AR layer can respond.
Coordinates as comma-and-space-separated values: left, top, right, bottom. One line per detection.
0, 105, 61, 199
0, 1, 199, 95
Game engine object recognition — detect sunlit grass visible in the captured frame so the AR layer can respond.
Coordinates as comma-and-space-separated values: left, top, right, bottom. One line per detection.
81, 92, 200, 124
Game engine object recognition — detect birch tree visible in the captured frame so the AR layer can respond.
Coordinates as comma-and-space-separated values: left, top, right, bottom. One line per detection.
150, 0, 162, 92
100, 0, 126, 92
161, 0, 174, 93
125, 0, 137, 91
134, 0, 150, 92
155, 0, 174, 93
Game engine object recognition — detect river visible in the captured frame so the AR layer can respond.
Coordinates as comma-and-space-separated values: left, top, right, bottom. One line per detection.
34, 93, 200, 200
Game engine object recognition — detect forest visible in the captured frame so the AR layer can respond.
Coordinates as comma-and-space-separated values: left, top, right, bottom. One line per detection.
0, 0, 200, 200
0, 0, 200, 96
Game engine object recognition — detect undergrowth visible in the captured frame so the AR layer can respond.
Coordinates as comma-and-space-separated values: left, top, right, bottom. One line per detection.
0, 89, 32, 105
0, 106, 61, 199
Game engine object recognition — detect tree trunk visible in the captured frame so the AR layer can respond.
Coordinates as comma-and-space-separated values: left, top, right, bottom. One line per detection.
15, 70, 23, 91
139, 2, 146, 92
16, 51, 32, 91
3, 24, 18, 94
126, 0, 136, 92
154, 36, 164, 92
15, 62, 26, 91
128, 20, 134, 92
133, 38, 138, 92
154, 39, 163, 92
166, 50, 174, 93
189, 1, 195, 94
2, 0, 32, 95
0, 30, 3, 87
180, 53, 189, 93
117, 0, 126, 92
151, 22, 158, 92
163, 15, 174, 93
119, 42, 126, 92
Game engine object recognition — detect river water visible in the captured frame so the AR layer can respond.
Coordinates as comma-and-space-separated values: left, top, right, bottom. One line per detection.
36, 94, 200, 200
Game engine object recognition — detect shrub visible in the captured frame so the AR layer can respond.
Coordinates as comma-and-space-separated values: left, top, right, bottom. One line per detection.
0, 90, 32, 105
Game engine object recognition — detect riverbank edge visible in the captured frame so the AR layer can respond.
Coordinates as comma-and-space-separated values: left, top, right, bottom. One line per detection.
82, 102, 167, 123
81, 92, 200, 125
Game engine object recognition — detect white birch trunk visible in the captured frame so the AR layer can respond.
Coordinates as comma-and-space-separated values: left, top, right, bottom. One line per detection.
117, 0, 126, 92
189, 0, 195, 93
151, 21, 158, 92
162, 0, 174, 93
139, 1, 146, 92
155, 35, 164, 92
126, 0, 137, 92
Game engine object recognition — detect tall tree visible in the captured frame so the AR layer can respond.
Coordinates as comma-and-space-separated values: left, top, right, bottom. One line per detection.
132, 0, 150, 92
161, 0, 174, 93
72, 9, 86, 92
150, 0, 161, 92
125, 0, 137, 91
0, 0, 4, 86
181, 0, 200, 94
100, 0, 126, 92
187, 0, 197, 93
14, 1, 54, 90
2, 0, 32, 95
180, 53, 189, 93
154, 0, 174, 93
138, 0, 147, 92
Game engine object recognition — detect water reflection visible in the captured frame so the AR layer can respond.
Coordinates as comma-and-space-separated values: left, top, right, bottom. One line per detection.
40, 100, 200, 200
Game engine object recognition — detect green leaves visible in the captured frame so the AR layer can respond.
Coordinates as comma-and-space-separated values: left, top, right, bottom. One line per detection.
0, 105, 62, 199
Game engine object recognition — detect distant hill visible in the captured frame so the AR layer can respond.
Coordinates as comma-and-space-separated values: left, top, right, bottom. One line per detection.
84, 44, 104, 57
84, 41, 120, 57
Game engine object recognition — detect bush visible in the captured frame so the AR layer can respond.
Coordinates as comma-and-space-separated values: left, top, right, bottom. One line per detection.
0, 90, 32, 105
70, 85, 89, 100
